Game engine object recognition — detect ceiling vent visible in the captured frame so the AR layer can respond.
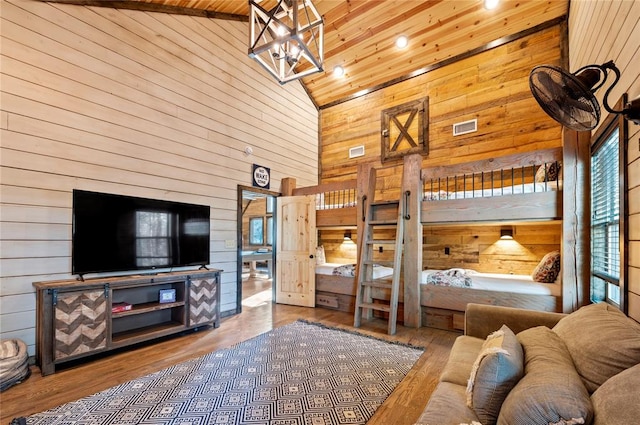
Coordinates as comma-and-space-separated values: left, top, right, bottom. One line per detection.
349, 145, 365, 158
453, 118, 478, 136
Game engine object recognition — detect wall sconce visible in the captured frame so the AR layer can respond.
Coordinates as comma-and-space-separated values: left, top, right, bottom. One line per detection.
500, 227, 514, 240
344, 230, 352, 241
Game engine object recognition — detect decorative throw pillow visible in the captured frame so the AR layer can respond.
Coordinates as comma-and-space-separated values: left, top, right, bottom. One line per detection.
591, 363, 640, 425
315, 245, 326, 265
332, 264, 356, 277
531, 250, 561, 283
553, 302, 640, 393
466, 325, 523, 425
535, 161, 562, 182
497, 326, 593, 425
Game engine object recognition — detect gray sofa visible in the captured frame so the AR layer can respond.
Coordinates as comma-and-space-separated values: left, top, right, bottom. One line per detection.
416, 302, 640, 425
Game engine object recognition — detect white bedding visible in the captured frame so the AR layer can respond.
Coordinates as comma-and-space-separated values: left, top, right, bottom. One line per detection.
421, 269, 560, 296
424, 181, 558, 201
316, 263, 394, 279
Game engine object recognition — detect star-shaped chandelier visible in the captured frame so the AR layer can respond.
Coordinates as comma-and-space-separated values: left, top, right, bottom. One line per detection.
248, 0, 324, 84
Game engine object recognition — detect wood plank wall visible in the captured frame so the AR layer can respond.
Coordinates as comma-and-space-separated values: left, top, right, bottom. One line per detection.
320, 24, 564, 189
569, 0, 640, 321
424, 223, 561, 275
0, 0, 318, 356
318, 24, 565, 274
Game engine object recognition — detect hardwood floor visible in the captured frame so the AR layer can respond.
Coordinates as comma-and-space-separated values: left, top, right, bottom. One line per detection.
1, 277, 459, 424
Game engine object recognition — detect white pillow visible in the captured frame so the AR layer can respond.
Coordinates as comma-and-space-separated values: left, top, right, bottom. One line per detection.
315, 245, 326, 265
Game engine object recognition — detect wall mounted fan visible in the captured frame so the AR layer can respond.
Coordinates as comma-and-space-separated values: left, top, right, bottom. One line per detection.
529, 60, 640, 131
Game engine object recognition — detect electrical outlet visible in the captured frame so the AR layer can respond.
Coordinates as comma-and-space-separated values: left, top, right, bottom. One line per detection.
379, 246, 383, 253
444, 247, 450, 255
225, 239, 236, 249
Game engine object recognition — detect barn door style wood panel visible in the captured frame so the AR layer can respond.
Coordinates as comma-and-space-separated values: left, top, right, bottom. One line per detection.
381, 97, 429, 162
188, 275, 221, 328
54, 288, 108, 361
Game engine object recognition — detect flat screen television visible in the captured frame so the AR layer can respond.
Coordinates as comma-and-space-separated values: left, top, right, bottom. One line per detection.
72, 189, 211, 276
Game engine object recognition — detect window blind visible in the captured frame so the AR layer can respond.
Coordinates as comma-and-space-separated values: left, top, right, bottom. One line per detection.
591, 128, 620, 284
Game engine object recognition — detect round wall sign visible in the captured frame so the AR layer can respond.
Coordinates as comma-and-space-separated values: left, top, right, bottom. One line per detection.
252, 164, 271, 189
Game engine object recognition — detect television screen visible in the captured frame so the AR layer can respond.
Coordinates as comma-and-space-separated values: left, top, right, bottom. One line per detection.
72, 190, 210, 276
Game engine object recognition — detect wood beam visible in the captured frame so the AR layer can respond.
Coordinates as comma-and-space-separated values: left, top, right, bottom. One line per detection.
43, 0, 248, 22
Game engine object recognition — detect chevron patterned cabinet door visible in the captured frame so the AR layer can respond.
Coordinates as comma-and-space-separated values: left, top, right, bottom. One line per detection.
189, 275, 220, 328
54, 289, 107, 360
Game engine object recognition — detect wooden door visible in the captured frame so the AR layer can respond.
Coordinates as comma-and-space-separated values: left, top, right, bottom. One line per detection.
276, 195, 316, 307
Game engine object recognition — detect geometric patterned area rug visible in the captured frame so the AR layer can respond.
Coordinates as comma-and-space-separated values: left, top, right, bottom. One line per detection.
15, 320, 424, 425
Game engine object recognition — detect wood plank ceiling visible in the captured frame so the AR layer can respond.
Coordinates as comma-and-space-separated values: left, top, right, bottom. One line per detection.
49, 0, 569, 108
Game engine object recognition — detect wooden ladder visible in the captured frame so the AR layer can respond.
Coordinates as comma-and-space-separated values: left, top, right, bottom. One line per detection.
353, 167, 405, 335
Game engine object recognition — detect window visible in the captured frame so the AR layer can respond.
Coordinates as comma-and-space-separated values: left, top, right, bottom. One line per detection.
591, 127, 621, 305
249, 217, 264, 245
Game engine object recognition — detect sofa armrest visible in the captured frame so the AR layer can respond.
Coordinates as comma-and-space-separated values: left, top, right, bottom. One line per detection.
464, 303, 567, 339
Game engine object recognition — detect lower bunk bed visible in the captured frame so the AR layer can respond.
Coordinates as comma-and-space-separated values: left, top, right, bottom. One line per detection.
420, 266, 562, 331
315, 262, 394, 312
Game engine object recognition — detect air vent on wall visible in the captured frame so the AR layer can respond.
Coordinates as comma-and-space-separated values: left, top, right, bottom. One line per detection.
349, 145, 365, 158
453, 118, 478, 136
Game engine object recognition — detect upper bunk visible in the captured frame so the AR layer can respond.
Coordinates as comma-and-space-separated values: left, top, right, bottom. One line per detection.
289, 179, 359, 227
420, 147, 563, 224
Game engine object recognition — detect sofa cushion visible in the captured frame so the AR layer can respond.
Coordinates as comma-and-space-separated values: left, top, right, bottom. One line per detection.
591, 363, 640, 425
466, 325, 523, 425
553, 302, 640, 393
498, 326, 592, 425
440, 335, 484, 386
415, 381, 480, 425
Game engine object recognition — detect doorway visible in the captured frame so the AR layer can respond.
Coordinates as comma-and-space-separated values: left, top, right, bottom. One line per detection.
236, 185, 278, 312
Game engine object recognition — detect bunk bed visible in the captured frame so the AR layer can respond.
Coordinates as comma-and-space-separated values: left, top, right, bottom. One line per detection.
418, 147, 564, 329
290, 179, 359, 227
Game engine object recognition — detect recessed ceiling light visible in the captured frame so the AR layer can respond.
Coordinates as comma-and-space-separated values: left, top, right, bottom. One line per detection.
396, 35, 409, 49
333, 65, 345, 77
484, 0, 499, 10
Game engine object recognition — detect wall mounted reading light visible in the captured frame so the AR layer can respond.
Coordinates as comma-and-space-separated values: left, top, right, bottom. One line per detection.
344, 230, 352, 241
500, 227, 514, 240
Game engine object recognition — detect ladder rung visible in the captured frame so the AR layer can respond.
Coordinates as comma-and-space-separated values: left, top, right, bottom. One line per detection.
357, 302, 391, 312
366, 239, 395, 245
361, 280, 393, 289
369, 220, 398, 225
363, 260, 394, 267
370, 200, 400, 206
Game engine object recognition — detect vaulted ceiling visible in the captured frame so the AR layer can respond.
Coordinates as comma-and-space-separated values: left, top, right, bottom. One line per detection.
51, 0, 569, 108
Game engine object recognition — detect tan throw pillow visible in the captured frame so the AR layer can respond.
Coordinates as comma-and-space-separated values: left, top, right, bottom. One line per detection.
497, 326, 593, 425
315, 245, 326, 265
466, 325, 523, 425
531, 250, 561, 283
591, 363, 640, 425
553, 302, 640, 393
